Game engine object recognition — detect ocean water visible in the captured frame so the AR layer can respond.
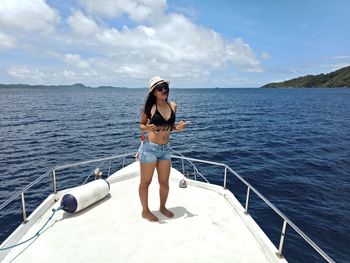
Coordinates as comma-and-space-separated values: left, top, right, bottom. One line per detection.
0, 86, 349, 262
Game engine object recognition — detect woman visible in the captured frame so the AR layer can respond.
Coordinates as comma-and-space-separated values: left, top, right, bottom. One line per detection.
138, 76, 187, 222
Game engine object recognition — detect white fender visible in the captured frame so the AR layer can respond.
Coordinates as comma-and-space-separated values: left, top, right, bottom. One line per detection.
60, 179, 110, 213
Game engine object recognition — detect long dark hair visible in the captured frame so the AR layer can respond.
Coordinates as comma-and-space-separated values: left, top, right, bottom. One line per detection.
143, 93, 156, 119
142, 88, 169, 119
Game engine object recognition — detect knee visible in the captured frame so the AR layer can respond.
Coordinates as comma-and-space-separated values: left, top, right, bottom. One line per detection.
159, 180, 169, 189
140, 179, 152, 188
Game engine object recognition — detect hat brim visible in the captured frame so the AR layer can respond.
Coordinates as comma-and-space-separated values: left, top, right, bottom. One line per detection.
149, 80, 170, 93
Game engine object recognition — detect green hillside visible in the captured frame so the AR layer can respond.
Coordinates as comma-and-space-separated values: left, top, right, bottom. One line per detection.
262, 66, 350, 88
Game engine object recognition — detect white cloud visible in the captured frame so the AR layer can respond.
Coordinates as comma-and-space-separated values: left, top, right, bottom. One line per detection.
6, 66, 91, 84
62, 70, 76, 77
7, 66, 47, 81
64, 10, 262, 82
64, 53, 91, 69
0, 31, 16, 49
78, 0, 167, 22
2, 1, 264, 86
67, 10, 99, 36
45, 51, 91, 69
0, 0, 59, 33
114, 64, 150, 78
226, 38, 263, 72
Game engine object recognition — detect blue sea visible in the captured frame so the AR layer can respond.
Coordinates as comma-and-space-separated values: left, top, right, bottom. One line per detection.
0, 86, 349, 262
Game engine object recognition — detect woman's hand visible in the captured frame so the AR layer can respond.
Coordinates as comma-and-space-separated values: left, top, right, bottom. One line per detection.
175, 120, 187, 131
145, 124, 157, 132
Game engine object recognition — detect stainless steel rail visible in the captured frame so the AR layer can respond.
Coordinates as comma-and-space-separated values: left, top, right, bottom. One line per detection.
53, 152, 133, 171
171, 154, 335, 263
0, 152, 135, 216
0, 152, 335, 262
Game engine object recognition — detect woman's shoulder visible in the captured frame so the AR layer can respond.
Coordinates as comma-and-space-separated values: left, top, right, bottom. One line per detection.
169, 101, 177, 111
150, 104, 157, 114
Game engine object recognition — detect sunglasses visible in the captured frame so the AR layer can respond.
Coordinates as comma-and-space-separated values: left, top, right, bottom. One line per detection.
154, 83, 169, 92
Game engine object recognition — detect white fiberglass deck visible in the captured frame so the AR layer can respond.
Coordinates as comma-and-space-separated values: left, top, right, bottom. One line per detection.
2, 162, 286, 263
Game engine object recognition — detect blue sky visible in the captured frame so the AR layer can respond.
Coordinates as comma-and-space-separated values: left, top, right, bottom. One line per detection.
0, 0, 349, 88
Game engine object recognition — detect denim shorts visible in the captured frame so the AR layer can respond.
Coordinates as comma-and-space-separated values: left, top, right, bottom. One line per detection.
139, 140, 171, 163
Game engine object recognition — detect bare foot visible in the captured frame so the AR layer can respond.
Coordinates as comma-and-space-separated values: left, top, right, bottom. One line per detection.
142, 210, 159, 222
160, 207, 174, 218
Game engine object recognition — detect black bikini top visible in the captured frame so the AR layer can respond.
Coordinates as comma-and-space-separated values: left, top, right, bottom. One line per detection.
149, 103, 175, 131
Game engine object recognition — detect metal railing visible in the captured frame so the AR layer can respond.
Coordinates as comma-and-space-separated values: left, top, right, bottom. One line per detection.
0, 152, 135, 224
0, 152, 335, 262
171, 154, 335, 263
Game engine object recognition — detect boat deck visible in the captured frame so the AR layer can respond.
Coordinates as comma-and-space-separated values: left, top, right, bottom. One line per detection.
2, 162, 286, 263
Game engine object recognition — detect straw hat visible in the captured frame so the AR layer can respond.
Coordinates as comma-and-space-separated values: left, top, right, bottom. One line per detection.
147, 76, 170, 93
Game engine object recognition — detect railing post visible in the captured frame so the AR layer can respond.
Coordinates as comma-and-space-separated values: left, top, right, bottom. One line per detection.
108, 159, 112, 176
52, 170, 57, 194
277, 220, 288, 259
223, 166, 227, 189
20, 192, 27, 223
122, 156, 126, 168
181, 158, 185, 175
244, 187, 250, 214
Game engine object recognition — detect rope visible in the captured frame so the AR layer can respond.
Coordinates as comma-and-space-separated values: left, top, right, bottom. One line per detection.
0, 207, 62, 252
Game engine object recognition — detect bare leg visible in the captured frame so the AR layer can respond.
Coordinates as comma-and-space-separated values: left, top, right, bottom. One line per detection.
157, 160, 174, 218
139, 162, 158, 222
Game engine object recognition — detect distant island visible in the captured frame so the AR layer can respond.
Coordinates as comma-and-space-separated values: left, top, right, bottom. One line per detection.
262, 65, 350, 88
0, 83, 126, 89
